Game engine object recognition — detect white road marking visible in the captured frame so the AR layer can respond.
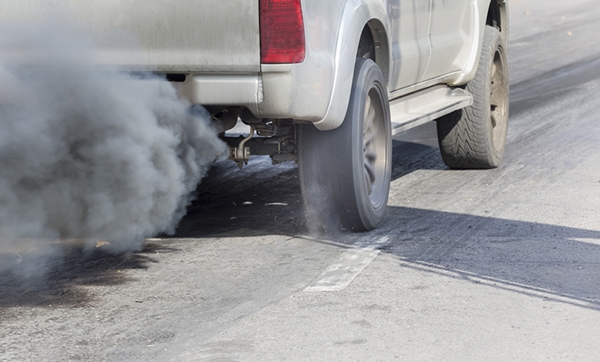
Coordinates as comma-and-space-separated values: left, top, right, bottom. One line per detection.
570, 238, 600, 246
305, 237, 390, 292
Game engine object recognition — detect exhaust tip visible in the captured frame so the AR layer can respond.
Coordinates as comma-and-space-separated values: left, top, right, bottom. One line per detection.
166, 74, 186, 82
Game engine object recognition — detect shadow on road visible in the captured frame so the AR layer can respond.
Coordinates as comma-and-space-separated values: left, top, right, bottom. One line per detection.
2, 123, 599, 314
379, 207, 600, 311
177, 134, 600, 311
391, 139, 446, 180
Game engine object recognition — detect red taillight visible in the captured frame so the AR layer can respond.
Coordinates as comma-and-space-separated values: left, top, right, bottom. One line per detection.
259, 0, 306, 64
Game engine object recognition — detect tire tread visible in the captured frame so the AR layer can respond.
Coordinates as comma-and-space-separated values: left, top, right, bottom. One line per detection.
437, 26, 508, 169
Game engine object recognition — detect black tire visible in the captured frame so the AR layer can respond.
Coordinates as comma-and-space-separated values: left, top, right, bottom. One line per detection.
298, 58, 391, 231
436, 26, 509, 169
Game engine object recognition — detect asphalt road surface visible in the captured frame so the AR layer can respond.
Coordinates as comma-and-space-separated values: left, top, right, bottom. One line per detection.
3, 0, 600, 360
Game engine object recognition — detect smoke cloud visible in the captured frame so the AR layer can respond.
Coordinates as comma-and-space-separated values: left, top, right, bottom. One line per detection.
0, 17, 228, 257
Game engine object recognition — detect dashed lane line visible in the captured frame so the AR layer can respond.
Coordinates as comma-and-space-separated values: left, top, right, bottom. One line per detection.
305, 237, 390, 292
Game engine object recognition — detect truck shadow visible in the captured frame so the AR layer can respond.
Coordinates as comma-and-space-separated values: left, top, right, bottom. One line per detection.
3, 204, 599, 312
3, 125, 599, 313
174, 136, 600, 311
391, 138, 445, 180
377, 207, 600, 311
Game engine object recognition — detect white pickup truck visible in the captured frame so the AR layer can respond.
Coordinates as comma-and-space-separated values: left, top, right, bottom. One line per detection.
2, 0, 509, 231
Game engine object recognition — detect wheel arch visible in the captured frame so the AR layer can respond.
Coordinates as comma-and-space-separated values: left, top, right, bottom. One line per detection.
312, 0, 391, 131
487, 0, 510, 43
452, 0, 509, 85
358, 20, 390, 86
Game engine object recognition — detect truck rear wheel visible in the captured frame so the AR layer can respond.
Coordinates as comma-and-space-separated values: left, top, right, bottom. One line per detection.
298, 58, 391, 231
436, 25, 509, 169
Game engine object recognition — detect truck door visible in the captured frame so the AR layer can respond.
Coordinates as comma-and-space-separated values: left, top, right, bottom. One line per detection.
389, 0, 432, 91
422, 0, 475, 80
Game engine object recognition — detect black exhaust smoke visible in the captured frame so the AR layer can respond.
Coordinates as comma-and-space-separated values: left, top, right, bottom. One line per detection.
0, 15, 228, 263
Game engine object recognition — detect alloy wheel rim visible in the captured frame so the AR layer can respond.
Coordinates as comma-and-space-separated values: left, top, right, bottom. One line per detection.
362, 88, 386, 207
490, 48, 508, 153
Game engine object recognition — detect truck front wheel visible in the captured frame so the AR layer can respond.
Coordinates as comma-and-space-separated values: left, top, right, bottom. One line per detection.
298, 58, 391, 231
436, 25, 509, 169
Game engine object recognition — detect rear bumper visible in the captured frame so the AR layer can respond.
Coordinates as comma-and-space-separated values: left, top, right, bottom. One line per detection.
174, 64, 332, 124
177, 74, 264, 116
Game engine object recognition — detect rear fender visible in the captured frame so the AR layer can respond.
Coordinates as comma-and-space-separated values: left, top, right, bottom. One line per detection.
313, 0, 391, 131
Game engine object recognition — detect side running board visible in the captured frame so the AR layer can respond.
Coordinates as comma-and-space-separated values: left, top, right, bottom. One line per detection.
389, 85, 473, 135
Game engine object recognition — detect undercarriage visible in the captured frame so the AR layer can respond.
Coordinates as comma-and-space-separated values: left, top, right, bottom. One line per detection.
207, 106, 298, 168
